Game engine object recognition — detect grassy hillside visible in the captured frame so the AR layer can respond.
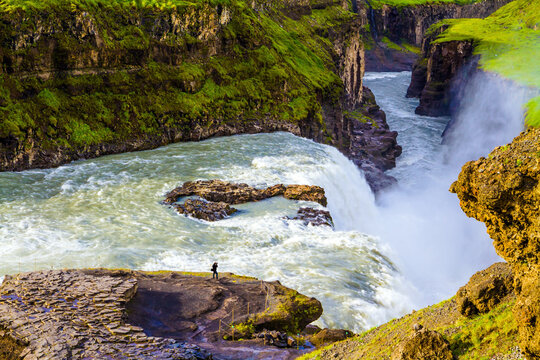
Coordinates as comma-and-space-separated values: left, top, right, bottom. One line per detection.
0, 0, 356, 156
433, 0, 540, 126
299, 296, 519, 360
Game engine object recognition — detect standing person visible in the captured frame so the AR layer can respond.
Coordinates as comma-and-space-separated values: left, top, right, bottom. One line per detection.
211, 262, 218, 279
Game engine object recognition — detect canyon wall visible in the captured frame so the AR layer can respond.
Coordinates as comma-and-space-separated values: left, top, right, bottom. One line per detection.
0, 0, 399, 190
362, 0, 511, 71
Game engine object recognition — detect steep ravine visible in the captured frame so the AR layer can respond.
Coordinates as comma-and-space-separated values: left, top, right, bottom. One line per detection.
361, 0, 511, 71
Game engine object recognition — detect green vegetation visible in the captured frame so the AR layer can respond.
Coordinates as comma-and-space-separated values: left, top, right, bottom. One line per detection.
0, 325, 24, 360
380, 36, 421, 54
0, 0, 354, 157
368, 0, 482, 10
299, 297, 519, 359
434, 0, 540, 126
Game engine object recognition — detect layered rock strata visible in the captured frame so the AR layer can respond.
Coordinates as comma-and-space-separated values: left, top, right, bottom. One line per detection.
0, 269, 324, 359
0, 270, 210, 359
451, 128, 540, 358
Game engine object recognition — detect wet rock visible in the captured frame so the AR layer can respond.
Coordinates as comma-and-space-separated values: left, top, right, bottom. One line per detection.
451, 128, 540, 357
288, 207, 334, 227
391, 328, 453, 360
165, 180, 327, 207
456, 262, 514, 317
174, 198, 237, 221
309, 328, 355, 347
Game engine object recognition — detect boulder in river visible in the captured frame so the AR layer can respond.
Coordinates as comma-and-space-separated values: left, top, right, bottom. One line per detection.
165, 180, 327, 207
173, 198, 237, 222
288, 207, 334, 227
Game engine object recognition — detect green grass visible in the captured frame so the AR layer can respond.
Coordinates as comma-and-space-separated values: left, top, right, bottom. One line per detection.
433, 0, 540, 126
299, 297, 519, 360
368, 0, 483, 10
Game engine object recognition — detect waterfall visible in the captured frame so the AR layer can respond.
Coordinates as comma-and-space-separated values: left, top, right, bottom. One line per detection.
364, 70, 536, 308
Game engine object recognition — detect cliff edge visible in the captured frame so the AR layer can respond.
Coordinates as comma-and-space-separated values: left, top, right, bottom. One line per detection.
451, 128, 540, 359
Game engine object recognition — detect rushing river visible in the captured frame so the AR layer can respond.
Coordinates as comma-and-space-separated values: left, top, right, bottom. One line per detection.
0, 71, 531, 333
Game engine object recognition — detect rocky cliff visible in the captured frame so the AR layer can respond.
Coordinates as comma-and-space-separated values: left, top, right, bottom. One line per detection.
0, 0, 400, 190
406, 24, 476, 116
451, 128, 540, 359
362, 0, 511, 71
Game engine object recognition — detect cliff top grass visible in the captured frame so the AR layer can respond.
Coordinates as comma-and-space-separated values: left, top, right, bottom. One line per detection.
0, 0, 231, 12
433, 0, 540, 126
0, 0, 353, 154
299, 297, 518, 360
368, 0, 485, 10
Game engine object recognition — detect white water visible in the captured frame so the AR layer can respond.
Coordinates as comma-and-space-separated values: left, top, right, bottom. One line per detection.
0, 70, 534, 333
364, 70, 534, 308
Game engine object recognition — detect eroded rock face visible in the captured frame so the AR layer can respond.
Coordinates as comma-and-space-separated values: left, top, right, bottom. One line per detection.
451, 128, 540, 358
406, 20, 476, 117
391, 328, 453, 360
0, 270, 211, 359
165, 180, 327, 207
0, 269, 324, 359
456, 262, 514, 317
363, 0, 512, 71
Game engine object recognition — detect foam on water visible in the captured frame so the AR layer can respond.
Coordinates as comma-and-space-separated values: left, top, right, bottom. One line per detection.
364, 70, 534, 307
0, 132, 412, 332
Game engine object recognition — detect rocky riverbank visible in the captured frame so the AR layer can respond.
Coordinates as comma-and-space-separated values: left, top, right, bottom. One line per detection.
0, 269, 334, 359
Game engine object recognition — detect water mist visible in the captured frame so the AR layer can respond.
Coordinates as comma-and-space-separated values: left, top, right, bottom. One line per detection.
364, 70, 536, 309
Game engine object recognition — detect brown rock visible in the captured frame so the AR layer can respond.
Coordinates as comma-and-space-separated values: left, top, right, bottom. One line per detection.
456, 262, 514, 317
165, 180, 327, 207
451, 128, 540, 358
309, 328, 355, 347
391, 328, 453, 360
173, 198, 237, 221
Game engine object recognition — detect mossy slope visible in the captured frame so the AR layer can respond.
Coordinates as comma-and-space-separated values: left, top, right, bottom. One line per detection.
434, 0, 540, 126
299, 296, 519, 360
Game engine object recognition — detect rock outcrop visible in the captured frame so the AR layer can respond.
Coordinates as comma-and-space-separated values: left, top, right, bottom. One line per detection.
451, 128, 540, 358
0, 270, 211, 359
0, 269, 324, 359
391, 328, 453, 360
165, 180, 328, 207
406, 24, 476, 116
456, 262, 514, 318
309, 328, 355, 347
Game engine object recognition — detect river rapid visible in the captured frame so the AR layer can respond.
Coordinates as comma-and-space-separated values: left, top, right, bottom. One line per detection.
0, 71, 530, 333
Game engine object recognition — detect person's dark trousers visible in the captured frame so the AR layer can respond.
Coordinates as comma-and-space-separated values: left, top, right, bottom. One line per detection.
213, 271, 218, 279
